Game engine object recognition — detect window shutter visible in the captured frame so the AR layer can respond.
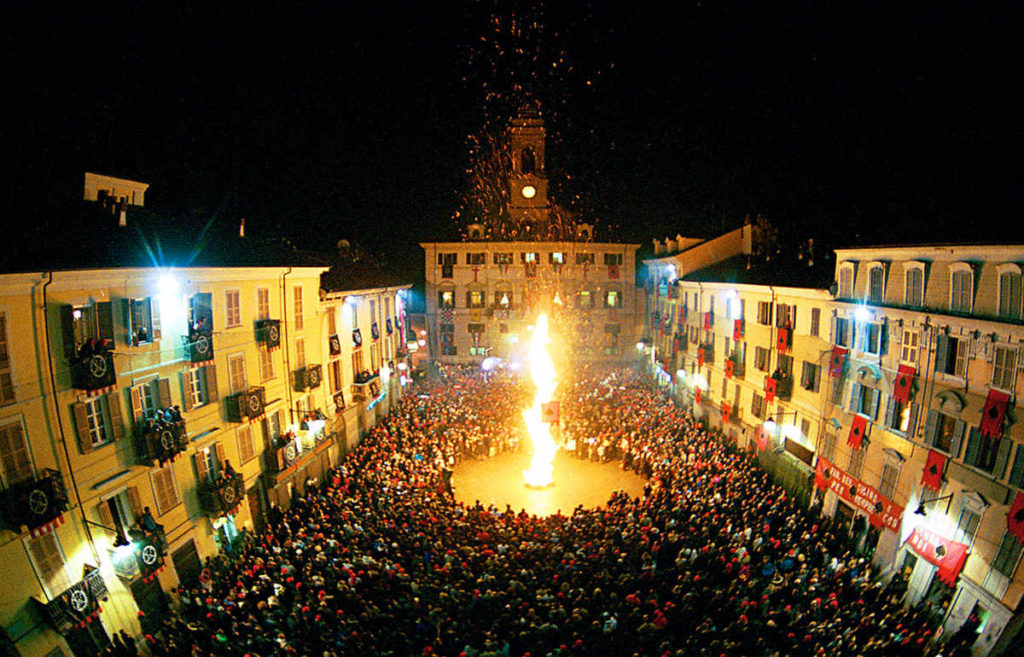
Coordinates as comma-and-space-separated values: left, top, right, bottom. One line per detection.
214, 441, 226, 471
96, 301, 114, 343
106, 392, 124, 441
97, 501, 113, 528
204, 365, 219, 403
59, 305, 76, 361
870, 389, 881, 420
194, 452, 209, 484
880, 320, 889, 355
72, 402, 92, 453
1009, 445, 1024, 488
893, 325, 903, 360
123, 298, 136, 345
465, 292, 472, 308
907, 402, 920, 437
127, 486, 142, 518
829, 314, 836, 344
883, 398, 896, 428
150, 298, 161, 340
924, 409, 938, 446
156, 378, 172, 408
130, 386, 144, 422
848, 383, 861, 414
963, 430, 980, 466
935, 335, 950, 372
181, 373, 194, 412
993, 438, 1013, 480
951, 420, 966, 459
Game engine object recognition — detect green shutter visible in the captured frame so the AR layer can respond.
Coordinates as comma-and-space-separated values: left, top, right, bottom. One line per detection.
993, 438, 1014, 480
1008, 445, 1024, 488
935, 335, 950, 373
848, 384, 862, 414
59, 305, 76, 360
963, 429, 981, 467
924, 409, 939, 447
883, 397, 896, 429
950, 420, 966, 459
879, 320, 889, 355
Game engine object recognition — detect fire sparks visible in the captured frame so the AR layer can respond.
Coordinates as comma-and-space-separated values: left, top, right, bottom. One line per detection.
523, 313, 558, 487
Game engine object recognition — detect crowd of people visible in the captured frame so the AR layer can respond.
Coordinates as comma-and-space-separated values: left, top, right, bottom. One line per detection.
139, 364, 969, 657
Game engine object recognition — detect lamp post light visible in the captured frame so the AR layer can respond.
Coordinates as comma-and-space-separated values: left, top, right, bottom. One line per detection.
914, 493, 954, 517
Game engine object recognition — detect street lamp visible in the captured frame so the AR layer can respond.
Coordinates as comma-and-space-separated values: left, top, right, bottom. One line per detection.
914, 493, 954, 517
84, 519, 131, 548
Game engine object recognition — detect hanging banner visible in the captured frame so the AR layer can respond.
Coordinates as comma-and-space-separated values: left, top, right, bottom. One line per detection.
1008, 492, 1024, 544
830, 346, 847, 378
776, 328, 790, 353
694, 388, 702, 405
765, 377, 777, 404
892, 364, 916, 404
814, 456, 904, 532
733, 319, 743, 341
721, 402, 731, 424
905, 527, 969, 586
921, 450, 946, 493
725, 359, 734, 379
697, 347, 704, 369
847, 414, 867, 449
756, 427, 769, 451
979, 389, 1010, 440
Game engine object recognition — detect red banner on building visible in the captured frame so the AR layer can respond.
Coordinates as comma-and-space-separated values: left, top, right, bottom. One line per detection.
721, 402, 731, 424
979, 388, 1011, 440
765, 377, 777, 404
1008, 492, 1024, 544
725, 359, 734, 379
733, 319, 743, 341
756, 427, 769, 451
905, 527, 969, 586
776, 328, 790, 353
694, 388, 702, 405
679, 306, 687, 324
608, 265, 620, 279
921, 450, 946, 493
892, 364, 916, 404
697, 347, 704, 369
847, 414, 867, 449
814, 456, 904, 533
703, 312, 712, 331
830, 346, 847, 378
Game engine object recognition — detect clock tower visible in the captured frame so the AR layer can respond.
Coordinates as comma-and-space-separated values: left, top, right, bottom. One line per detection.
507, 103, 550, 229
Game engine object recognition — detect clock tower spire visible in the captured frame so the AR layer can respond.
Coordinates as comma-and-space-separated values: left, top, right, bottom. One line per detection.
507, 101, 550, 232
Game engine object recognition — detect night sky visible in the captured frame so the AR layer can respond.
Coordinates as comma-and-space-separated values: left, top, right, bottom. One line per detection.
5, 2, 1021, 278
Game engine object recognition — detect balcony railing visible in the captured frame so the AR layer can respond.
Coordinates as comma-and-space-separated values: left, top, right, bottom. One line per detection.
40, 565, 108, 633
71, 353, 116, 391
255, 319, 281, 349
0, 468, 69, 533
136, 418, 189, 465
771, 371, 794, 400
352, 372, 382, 401
294, 365, 322, 392
198, 471, 245, 517
226, 387, 265, 422
183, 330, 214, 364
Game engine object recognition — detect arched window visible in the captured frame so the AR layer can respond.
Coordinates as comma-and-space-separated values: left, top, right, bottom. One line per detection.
520, 147, 535, 174
997, 263, 1022, 320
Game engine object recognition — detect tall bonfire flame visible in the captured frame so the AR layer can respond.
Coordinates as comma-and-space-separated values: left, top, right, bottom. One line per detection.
523, 313, 558, 487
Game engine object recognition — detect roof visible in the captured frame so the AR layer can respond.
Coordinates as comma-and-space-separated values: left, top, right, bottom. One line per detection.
0, 201, 331, 274
320, 260, 414, 294
679, 253, 835, 290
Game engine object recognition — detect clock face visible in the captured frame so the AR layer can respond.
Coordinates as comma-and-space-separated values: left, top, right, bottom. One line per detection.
521, 185, 536, 199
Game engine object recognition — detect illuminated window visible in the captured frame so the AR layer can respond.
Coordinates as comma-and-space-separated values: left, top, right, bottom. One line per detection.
757, 302, 772, 326
857, 322, 885, 356
885, 398, 917, 435
0, 421, 32, 486
26, 533, 70, 599
578, 291, 593, 310
128, 297, 161, 344
293, 286, 304, 330
549, 252, 565, 265
150, 462, 181, 515
901, 329, 919, 364
185, 366, 213, 408
225, 290, 241, 328
466, 291, 486, 309
904, 264, 924, 307
438, 291, 455, 308
949, 264, 973, 313
257, 288, 271, 320
522, 252, 539, 264
604, 290, 620, 308
0, 312, 12, 404
237, 425, 256, 464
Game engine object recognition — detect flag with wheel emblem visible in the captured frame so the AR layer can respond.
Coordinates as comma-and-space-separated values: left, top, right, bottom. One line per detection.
921, 450, 946, 493
541, 401, 560, 423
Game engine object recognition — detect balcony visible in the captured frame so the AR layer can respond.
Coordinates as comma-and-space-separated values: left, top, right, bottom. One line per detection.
352, 371, 381, 401
771, 371, 793, 401
700, 342, 715, 366
39, 565, 108, 633
255, 319, 281, 349
727, 352, 745, 378
136, 418, 189, 466
328, 333, 342, 356
183, 330, 214, 364
293, 365, 322, 392
71, 352, 116, 392
266, 428, 332, 479
226, 386, 265, 422
198, 471, 245, 517
0, 468, 69, 533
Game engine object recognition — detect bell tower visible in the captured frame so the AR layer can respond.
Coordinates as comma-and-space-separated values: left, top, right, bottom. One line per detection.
507, 102, 550, 228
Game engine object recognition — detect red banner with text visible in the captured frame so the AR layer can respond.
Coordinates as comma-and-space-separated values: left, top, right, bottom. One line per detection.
905, 527, 969, 586
814, 456, 904, 533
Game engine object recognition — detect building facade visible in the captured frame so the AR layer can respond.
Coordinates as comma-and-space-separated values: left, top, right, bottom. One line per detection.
642, 241, 1024, 656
